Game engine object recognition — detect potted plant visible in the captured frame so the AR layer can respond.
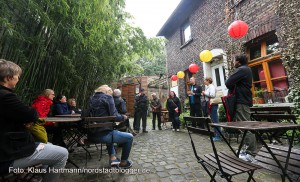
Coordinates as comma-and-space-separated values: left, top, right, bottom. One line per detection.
253, 89, 265, 104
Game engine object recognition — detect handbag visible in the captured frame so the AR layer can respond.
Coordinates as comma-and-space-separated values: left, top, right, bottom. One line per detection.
221, 86, 236, 122
27, 118, 48, 143
210, 97, 222, 105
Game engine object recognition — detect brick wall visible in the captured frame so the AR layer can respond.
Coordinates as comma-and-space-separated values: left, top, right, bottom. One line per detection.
165, 0, 278, 98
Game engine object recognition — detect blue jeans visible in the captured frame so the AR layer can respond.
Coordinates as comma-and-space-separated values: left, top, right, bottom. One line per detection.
169, 112, 180, 130
98, 130, 133, 161
210, 104, 220, 137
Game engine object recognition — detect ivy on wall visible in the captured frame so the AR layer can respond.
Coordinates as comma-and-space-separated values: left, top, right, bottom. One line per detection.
276, 0, 300, 114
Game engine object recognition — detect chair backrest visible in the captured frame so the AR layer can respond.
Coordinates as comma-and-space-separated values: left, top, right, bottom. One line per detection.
83, 116, 116, 129
184, 116, 213, 136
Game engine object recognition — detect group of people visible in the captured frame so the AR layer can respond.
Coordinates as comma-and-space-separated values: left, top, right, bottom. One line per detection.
0, 60, 135, 182
0, 59, 68, 182
0, 53, 256, 181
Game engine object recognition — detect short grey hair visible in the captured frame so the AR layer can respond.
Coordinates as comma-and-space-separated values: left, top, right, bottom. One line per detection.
0, 59, 22, 82
113, 89, 122, 97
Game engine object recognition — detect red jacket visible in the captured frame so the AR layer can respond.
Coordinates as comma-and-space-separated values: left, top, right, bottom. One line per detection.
32, 96, 54, 126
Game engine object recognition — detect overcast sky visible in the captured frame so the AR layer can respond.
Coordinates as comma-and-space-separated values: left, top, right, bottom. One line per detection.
125, 0, 181, 37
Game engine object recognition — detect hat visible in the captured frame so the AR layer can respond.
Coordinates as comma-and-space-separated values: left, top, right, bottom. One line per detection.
140, 88, 145, 92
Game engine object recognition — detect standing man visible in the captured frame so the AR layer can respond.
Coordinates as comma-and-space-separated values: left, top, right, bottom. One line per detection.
187, 77, 203, 117
150, 93, 162, 130
134, 88, 148, 133
225, 54, 256, 156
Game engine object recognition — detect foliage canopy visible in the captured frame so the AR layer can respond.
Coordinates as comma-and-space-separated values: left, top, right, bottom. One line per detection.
0, 0, 165, 106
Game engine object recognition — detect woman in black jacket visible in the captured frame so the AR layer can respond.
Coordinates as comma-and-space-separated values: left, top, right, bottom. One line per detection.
0, 59, 68, 182
166, 91, 181, 132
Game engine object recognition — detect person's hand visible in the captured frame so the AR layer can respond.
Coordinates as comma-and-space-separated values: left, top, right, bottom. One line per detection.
202, 91, 205, 95
24, 122, 33, 128
71, 110, 75, 114
123, 115, 128, 120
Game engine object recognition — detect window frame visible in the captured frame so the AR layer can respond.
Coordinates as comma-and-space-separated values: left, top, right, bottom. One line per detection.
181, 21, 192, 45
247, 39, 287, 94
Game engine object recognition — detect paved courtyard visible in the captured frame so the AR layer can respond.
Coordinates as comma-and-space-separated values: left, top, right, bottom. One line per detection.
60, 119, 283, 182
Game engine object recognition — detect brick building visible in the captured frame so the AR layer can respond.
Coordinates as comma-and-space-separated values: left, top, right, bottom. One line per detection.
157, 0, 290, 104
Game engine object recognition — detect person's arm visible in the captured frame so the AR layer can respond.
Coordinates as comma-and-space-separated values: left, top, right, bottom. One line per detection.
120, 100, 127, 113
166, 99, 170, 111
225, 67, 247, 89
203, 85, 216, 98
108, 95, 124, 122
150, 100, 155, 109
32, 100, 48, 118
3, 93, 38, 124
54, 103, 72, 115
157, 99, 162, 109
176, 98, 182, 113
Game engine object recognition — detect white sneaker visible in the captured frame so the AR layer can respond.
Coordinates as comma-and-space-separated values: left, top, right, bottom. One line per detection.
176, 129, 179, 132
172, 129, 175, 131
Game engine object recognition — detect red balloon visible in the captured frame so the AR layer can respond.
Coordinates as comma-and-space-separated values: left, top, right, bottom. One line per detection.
171, 75, 178, 81
188, 63, 199, 73
228, 20, 249, 38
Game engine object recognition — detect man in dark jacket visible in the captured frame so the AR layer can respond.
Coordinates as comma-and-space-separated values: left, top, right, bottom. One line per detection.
225, 54, 256, 155
187, 77, 203, 117
187, 77, 202, 117
134, 88, 148, 133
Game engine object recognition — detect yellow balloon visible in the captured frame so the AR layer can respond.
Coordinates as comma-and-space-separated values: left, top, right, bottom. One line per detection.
199, 50, 213, 62
177, 71, 185, 79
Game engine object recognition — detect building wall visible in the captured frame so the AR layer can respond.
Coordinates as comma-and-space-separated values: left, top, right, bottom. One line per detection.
165, 0, 278, 99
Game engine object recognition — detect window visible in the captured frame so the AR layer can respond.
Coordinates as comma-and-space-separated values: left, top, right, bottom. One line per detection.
181, 22, 191, 44
247, 33, 288, 93
266, 38, 279, 55
215, 68, 221, 87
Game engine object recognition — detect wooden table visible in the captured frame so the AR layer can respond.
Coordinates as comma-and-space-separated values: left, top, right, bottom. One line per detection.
210, 121, 300, 182
45, 117, 84, 168
54, 114, 82, 118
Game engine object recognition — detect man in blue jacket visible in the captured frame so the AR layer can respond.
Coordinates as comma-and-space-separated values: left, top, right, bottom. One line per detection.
225, 54, 256, 156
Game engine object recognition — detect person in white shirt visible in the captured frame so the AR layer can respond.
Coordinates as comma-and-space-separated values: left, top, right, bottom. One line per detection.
202, 77, 221, 141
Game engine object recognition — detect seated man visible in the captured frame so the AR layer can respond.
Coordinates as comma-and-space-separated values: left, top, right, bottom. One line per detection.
87, 85, 133, 168
113, 89, 136, 136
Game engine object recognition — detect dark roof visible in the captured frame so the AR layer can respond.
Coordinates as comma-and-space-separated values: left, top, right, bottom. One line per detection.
156, 0, 203, 38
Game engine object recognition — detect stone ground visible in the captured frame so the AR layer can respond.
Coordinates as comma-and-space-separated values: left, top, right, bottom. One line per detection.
59, 118, 283, 182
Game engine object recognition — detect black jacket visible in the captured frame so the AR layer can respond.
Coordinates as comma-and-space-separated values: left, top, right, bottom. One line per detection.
225, 65, 253, 106
188, 84, 202, 104
166, 97, 181, 114
134, 94, 148, 111
0, 85, 38, 162
88, 92, 124, 139
113, 96, 127, 114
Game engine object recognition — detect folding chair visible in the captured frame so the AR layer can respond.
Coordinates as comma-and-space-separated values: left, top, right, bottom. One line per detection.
184, 116, 262, 182
82, 116, 116, 167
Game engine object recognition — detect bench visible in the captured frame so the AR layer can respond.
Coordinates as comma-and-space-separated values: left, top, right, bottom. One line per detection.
184, 116, 262, 181
255, 144, 300, 181
250, 106, 292, 115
